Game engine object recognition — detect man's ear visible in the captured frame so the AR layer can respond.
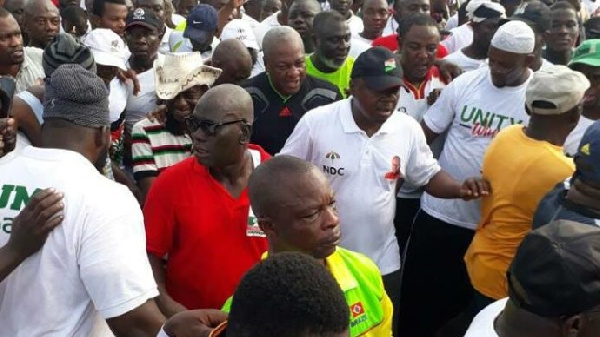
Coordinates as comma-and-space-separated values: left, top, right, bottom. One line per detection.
348, 78, 358, 97
257, 217, 276, 237
95, 125, 110, 151
525, 53, 536, 68
239, 124, 252, 144
562, 315, 583, 337
396, 34, 403, 51
90, 14, 101, 29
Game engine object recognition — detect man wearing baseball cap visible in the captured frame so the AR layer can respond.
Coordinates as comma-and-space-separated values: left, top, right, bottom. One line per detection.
402, 20, 535, 336
444, 0, 506, 72
169, 4, 219, 58
124, 8, 164, 134
534, 119, 600, 229
459, 65, 586, 336
564, 39, 600, 156
280, 46, 490, 336
219, 19, 261, 76
464, 219, 600, 336
509, 0, 553, 71
83, 28, 132, 174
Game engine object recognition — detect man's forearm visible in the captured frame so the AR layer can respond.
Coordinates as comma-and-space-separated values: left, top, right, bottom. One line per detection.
424, 171, 462, 199
148, 254, 187, 317
0, 245, 27, 282
156, 284, 187, 318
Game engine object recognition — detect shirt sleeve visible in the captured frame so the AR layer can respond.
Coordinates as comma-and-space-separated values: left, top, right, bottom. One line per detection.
277, 112, 314, 160
132, 122, 159, 179
144, 170, 176, 258
422, 80, 457, 134
404, 120, 441, 187
373, 277, 393, 336
79, 188, 159, 319
16, 91, 44, 124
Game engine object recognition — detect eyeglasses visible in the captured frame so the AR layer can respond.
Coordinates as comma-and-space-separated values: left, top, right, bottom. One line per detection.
185, 117, 248, 136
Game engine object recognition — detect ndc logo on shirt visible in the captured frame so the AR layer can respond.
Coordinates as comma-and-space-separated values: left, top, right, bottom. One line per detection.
323, 151, 345, 176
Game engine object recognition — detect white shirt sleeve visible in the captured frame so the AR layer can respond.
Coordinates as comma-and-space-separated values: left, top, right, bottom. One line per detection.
404, 120, 441, 187
278, 113, 314, 160
16, 91, 44, 124
79, 187, 159, 319
422, 80, 457, 134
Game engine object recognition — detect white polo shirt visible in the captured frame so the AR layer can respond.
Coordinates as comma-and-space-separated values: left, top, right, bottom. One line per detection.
421, 66, 531, 230
280, 98, 441, 274
0, 146, 158, 336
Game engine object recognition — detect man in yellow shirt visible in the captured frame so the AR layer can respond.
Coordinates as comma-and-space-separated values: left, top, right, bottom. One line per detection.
306, 11, 354, 98
459, 65, 589, 334
223, 155, 393, 337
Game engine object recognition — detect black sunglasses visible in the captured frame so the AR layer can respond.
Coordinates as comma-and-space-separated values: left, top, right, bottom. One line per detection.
185, 117, 248, 136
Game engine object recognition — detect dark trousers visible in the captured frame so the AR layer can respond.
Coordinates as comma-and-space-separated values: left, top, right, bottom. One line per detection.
394, 197, 421, 256
398, 210, 475, 337
382, 269, 402, 337
435, 290, 496, 337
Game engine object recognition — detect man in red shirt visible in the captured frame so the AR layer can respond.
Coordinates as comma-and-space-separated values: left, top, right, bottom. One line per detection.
372, 0, 448, 58
143, 84, 270, 317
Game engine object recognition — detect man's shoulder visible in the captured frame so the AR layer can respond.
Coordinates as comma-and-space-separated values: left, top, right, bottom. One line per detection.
303, 74, 342, 93
445, 66, 487, 91
336, 247, 382, 278
303, 98, 347, 122
388, 110, 425, 133
133, 118, 163, 132
154, 157, 196, 183
24, 46, 44, 59
241, 72, 268, 89
248, 144, 272, 162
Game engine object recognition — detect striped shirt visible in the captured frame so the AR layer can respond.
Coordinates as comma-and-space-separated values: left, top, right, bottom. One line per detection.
132, 118, 192, 180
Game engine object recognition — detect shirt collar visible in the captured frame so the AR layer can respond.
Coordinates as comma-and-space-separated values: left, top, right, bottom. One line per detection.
326, 248, 358, 291
261, 247, 358, 292
266, 73, 293, 103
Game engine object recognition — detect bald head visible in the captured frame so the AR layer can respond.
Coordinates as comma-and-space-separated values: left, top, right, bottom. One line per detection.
24, 0, 57, 15
262, 26, 303, 59
24, 0, 60, 49
212, 39, 253, 85
248, 155, 322, 217
193, 84, 254, 122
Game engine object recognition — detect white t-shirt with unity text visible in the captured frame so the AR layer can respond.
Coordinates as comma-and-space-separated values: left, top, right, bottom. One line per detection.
280, 98, 441, 274
421, 66, 531, 229
0, 146, 158, 337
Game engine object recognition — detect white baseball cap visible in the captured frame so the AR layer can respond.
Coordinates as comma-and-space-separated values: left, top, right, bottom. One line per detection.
526, 65, 590, 115
220, 19, 260, 52
82, 28, 131, 71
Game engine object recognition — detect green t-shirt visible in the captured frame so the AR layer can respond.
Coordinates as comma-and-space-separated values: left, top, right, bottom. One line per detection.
305, 55, 354, 98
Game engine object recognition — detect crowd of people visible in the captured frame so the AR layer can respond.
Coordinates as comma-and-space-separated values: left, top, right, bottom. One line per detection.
0, 0, 600, 334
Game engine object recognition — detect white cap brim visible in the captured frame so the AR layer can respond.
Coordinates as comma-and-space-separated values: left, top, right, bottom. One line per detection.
91, 49, 128, 71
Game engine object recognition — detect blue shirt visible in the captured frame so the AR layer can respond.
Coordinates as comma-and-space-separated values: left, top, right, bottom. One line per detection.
533, 179, 600, 229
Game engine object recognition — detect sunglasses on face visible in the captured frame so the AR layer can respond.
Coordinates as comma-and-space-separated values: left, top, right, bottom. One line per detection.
185, 116, 248, 136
